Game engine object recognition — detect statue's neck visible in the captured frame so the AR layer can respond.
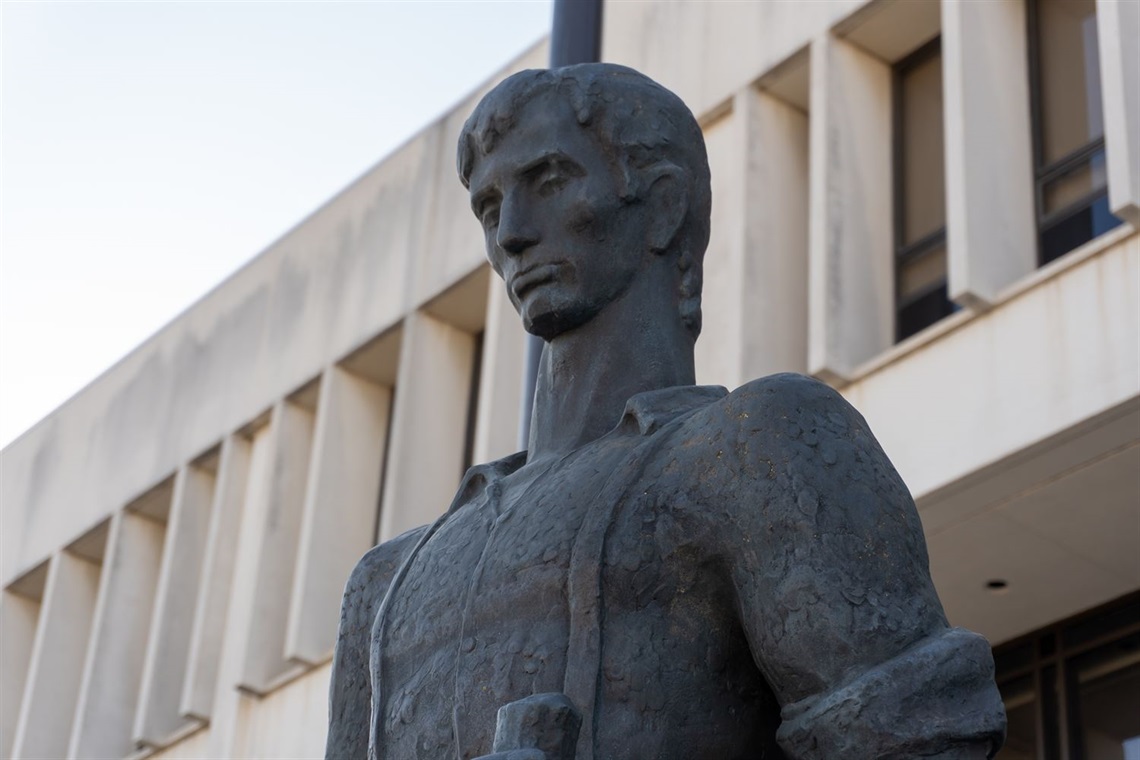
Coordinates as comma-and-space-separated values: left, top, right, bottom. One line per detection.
526, 269, 695, 463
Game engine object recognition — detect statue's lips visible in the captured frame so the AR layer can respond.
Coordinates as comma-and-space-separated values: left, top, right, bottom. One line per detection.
511, 262, 564, 299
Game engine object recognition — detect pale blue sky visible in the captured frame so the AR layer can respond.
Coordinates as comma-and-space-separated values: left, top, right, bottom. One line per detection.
0, 1, 553, 448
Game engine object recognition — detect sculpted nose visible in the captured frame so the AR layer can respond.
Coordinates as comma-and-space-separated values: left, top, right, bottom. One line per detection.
496, 202, 540, 255
497, 225, 540, 256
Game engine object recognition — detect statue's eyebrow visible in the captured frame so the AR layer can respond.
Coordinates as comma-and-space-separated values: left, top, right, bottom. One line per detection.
470, 150, 585, 214
517, 150, 583, 178
470, 184, 500, 216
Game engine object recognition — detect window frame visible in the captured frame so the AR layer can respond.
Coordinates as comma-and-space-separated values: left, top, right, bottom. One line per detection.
1025, 0, 1122, 266
892, 35, 954, 343
993, 591, 1140, 760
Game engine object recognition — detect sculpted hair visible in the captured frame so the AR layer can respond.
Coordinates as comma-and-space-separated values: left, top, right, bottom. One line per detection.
457, 63, 712, 340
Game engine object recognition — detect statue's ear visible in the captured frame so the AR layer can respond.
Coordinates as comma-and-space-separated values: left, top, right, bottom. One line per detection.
644, 165, 688, 254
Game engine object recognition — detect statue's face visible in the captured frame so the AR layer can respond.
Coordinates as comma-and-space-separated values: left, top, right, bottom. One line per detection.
466, 93, 648, 339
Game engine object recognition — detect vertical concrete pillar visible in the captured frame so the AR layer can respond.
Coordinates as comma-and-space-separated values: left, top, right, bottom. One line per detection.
943, 0, 1037, 307
181, 434, 251, 722
378, 311, 476, 541
695, 81, 810, 388
203, 424, 275, 760
0, 568, 44, 760
238, 398, 316, 694
11, 551, 102, 760
808, 33, 893, 383
68, 509, 167, 760
741, 85, 811, 378
287, 365, 391, 666
696, 104, 747, 389
1098, 0, 1140, 225
472, 274, 526, 464
133, 463, 216, 748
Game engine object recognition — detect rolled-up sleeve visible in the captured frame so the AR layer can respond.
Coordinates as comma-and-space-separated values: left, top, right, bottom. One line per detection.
700, 375, 1006, 759
776, 628, 1005, 758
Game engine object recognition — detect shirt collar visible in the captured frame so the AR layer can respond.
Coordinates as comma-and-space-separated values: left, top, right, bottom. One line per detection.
618, 384, 728, 436
451, 384, 728, 509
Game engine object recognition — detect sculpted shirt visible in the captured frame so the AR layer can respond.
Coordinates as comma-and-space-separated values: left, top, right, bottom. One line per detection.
326, 374, 1006, 760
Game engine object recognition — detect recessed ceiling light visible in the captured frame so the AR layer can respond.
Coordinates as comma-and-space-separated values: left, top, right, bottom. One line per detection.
986, 579, 1010, 595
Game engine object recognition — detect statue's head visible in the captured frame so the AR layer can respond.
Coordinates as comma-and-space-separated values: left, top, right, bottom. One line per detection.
458, 63, 711, 341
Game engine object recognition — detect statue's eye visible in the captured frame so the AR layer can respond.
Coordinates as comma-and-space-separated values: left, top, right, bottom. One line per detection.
481, 205, 500, 229
475, 195, 500, 229
530, 159, 574, 198
537, 174, 568, 198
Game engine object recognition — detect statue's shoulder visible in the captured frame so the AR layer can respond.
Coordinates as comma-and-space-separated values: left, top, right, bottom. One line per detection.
667, 372, 892, 516
680, 371, 864, 444
327, 524, 428, 759
337, 524, 430, 659
341, 451, 524, 605
343, 524, 428, 610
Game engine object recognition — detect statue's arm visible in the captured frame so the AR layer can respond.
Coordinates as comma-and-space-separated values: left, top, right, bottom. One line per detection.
702, 374, 1005, 760
325, 526, 427, 760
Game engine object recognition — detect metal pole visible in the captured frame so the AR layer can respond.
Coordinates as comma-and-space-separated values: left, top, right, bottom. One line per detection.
518, 0, 604, 450
550, 0, 603, 66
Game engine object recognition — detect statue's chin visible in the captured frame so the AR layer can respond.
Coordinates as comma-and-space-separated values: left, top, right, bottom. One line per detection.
522, 303, 596, 342
523, 311, 571, 342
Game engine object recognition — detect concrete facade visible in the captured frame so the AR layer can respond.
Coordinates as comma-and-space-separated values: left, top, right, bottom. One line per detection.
2, 1, 1137, 757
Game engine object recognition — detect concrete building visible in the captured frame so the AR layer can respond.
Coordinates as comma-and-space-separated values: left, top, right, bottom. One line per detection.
2, 1, 1137, 758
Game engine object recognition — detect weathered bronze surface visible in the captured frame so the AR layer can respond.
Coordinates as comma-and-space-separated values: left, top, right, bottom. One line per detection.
327, 64, 1006, 760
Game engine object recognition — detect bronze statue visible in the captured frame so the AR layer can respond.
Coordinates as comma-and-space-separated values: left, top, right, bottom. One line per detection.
327, 63, 1006, 760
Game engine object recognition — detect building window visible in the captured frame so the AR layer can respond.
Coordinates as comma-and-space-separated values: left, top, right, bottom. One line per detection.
894, 37, 955, 343
993, 592, 1140, 760
1029, 0, 1123, 266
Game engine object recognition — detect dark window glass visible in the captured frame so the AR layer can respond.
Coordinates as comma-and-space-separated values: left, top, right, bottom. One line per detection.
1036, 0, 1104, 164
993, 594, 1140, 760
996, 640, 1037, 675
462, 331, 485, 473
900, 49, 946, 245
1063, 595, 1140, 650
1030, 0, 1123, 264
1041, 665, 1061, 760
1040, 193, 1122, 266
373, 385, 397, 543
1068, 632, 1140, 760
897, 248, 956, 342
1042, 151, 1108, 216
894, 39, 954, 342
996, 675, 1039, 760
